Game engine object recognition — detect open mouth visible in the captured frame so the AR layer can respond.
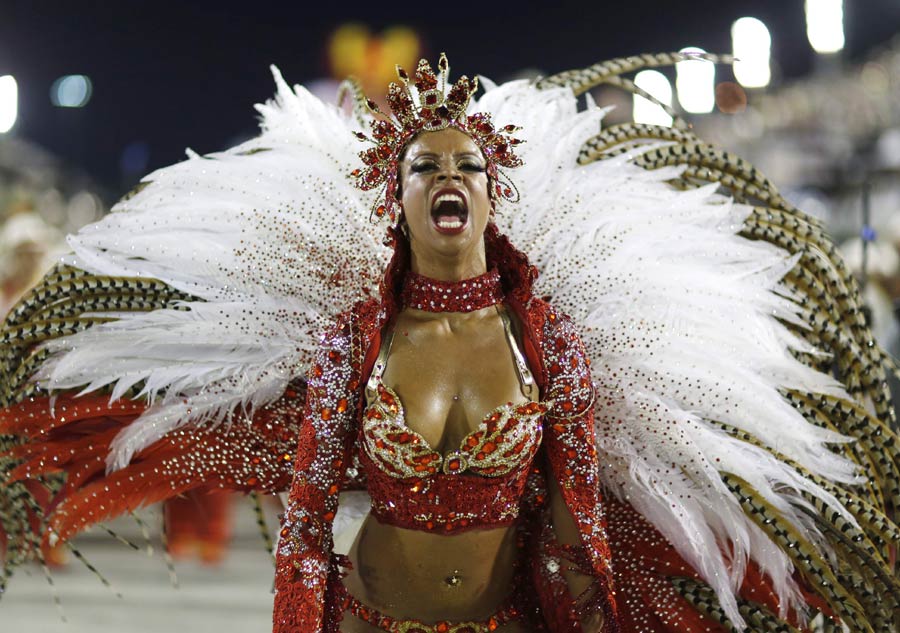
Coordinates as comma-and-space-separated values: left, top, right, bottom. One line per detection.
430, 189, 469, 234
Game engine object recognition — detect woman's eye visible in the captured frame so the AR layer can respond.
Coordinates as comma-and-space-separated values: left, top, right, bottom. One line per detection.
410, 162, 437, 173
460, 162, 485, 172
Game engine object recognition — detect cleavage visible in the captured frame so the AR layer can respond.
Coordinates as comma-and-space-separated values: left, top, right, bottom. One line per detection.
381, 373, 527, 456
371, 310, 536, 456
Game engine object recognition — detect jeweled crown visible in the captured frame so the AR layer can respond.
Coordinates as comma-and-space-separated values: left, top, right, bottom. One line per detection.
351, 53, 523, 223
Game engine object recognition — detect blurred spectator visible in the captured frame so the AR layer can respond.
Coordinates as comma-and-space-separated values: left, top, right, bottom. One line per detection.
0, 201, 64, 316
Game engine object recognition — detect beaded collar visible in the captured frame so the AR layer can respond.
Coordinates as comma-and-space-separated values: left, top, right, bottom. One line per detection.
400, 269, 504, 313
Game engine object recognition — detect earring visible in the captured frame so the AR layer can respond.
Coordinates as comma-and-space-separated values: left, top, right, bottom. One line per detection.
396, 205, 410, 239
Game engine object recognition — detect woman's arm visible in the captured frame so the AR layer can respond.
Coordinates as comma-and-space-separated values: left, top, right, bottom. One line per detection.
273, 312, 360, 633
540, 310, 617, 632
546, 414, 609, 633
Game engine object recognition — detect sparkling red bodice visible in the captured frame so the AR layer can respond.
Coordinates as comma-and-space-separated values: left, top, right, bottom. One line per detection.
360, 377, 545, 532
273, 293, 617, 633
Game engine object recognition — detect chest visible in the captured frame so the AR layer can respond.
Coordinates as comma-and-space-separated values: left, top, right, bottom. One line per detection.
377, 312, 537, 455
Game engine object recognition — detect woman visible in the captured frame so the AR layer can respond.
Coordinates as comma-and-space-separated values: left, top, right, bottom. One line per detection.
274, 117, 613, 631
1, 53, 898, 633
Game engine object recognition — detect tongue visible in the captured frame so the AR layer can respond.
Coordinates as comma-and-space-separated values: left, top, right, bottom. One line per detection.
433, 200, 465, 219
436, 214, 460, 224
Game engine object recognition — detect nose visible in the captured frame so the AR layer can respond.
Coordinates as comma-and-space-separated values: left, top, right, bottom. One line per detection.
436, 164, 463, 182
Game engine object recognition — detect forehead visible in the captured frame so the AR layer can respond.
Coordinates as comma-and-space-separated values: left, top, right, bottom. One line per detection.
403, 128, 481, 159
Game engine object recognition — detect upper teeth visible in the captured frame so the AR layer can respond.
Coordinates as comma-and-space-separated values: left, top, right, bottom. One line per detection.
433, 193, 464, 209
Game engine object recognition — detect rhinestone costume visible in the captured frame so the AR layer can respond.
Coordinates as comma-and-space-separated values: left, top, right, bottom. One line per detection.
337, 583, 522, 633
358, 271, 547, 532
272, 283, 617, 631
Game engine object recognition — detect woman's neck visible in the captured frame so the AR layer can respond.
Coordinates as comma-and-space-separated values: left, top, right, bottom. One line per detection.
408, 245, 487, 282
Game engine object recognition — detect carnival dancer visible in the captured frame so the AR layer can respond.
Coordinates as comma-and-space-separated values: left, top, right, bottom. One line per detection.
1, 54, 898, 632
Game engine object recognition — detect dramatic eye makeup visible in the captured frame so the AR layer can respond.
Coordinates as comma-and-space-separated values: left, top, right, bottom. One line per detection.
407, 152, 485, 174
410, 160, 438, 173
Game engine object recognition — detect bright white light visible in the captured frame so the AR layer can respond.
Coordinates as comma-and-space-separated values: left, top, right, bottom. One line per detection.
0, 76, 17, 133
806, 0, 844, 54
676, 47, 715, 114
633, 70, 673, 127
732, 17, 771, 88
51, 75, 92, 108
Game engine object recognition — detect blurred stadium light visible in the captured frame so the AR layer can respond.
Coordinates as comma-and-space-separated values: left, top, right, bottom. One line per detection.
0, 75, 17, 133
51, 75, 93, 108
732, 17, 772, 88
806, 0, 845, 54
676, 47, 715, 114
634, 70, 673, 126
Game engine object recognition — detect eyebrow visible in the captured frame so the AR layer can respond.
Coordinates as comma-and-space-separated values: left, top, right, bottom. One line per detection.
407, 151, 483, 160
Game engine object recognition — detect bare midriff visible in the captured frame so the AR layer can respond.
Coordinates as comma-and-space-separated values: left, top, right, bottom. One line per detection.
339, 305, 535, 632
341, 518, 521, 626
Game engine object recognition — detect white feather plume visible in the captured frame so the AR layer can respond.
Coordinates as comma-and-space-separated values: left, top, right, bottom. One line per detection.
41, 67, 388, 469
478, 80, 860, 626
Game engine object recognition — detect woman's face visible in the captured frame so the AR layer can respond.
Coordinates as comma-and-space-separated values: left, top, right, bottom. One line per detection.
398, 127, 491, 264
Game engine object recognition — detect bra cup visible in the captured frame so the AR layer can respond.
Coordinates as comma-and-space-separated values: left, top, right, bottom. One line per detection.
362, 381, 545, 479
364, 309, 542, 480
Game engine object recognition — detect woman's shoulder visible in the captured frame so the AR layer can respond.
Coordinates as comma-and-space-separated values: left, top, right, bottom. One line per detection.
518, 295, 581, 340
313, 298, 384, 375
322, 297, 383, 337
517, 297, 594, 417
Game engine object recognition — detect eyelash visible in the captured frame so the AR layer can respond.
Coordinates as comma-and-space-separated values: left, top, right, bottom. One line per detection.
410, 162, 485, 173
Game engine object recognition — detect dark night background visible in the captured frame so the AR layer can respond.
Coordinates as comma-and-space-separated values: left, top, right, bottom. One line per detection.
3, 1, 900, 199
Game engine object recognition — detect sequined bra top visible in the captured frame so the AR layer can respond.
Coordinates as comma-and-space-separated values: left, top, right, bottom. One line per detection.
359, 309, 547, 533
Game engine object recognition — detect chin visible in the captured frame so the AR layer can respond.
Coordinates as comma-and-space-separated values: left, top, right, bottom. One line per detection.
413, 221, 486, 260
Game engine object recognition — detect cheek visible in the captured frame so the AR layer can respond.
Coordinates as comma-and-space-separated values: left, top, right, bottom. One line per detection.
472, 175, 492, 210
400, 177, 428, 221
